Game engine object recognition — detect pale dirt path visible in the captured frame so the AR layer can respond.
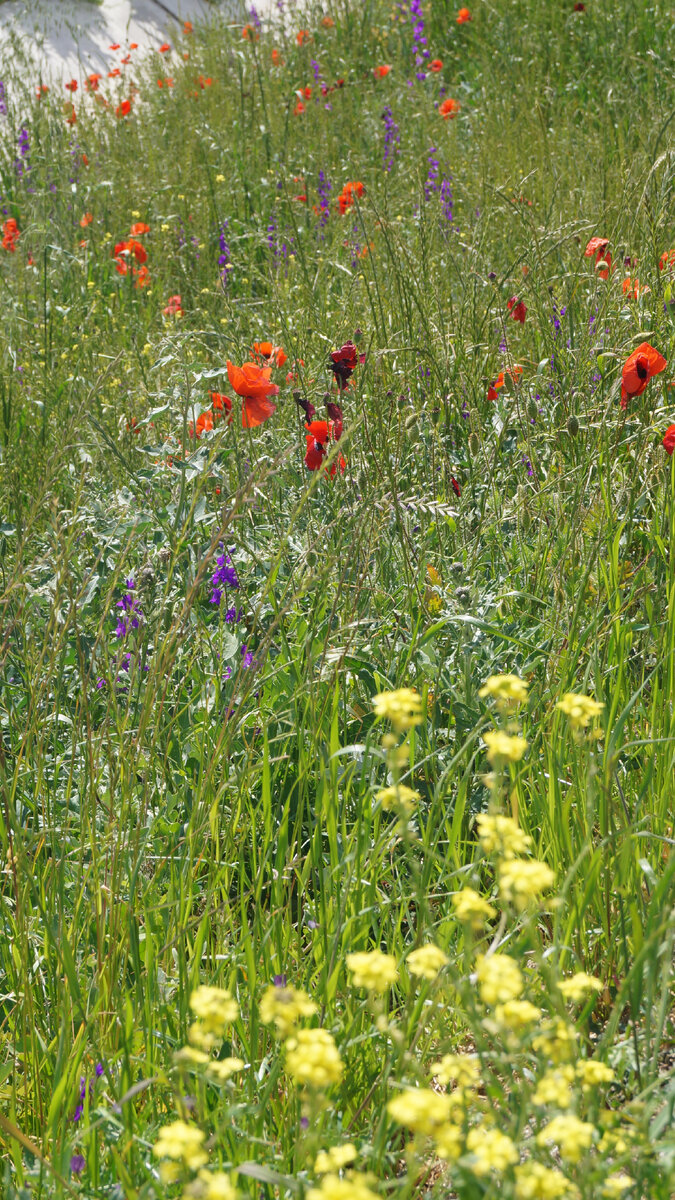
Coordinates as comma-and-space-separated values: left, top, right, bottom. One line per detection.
0, 0, 262, 85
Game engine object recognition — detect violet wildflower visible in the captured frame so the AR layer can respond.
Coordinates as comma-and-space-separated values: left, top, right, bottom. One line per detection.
211, 550, 239, 606
15, 128, 30, 179
70, 1155, 86, 1175
317, 170, 331, 227
115, 579, 142, 640
424, 147, 440, 200
0, 81, 6, 116
218, 220, 231, 285
382, 105, 401, 172
250, 4, 262, 29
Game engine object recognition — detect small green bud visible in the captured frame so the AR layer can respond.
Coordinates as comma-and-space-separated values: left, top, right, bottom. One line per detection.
567, 414, 579, 437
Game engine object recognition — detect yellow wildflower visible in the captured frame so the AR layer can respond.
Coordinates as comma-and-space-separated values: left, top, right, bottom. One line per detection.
479, 674, 529, 705
476, 813, 532, 858
557, 973, 602, 1002
387, 1088, 453, 1135
483, 730, 528, 764
184, 1170, 238, 1200
433, 1122, 463, 1161
533, 1019, 578, 1063
174, 1046, 209, 1066
206, 1057, 245, 1082
375, 784, 420, 814
434, 1053, 481, 1090
285, 1029, 343, 1088
372, 687, 423, 732
314, 1145, 358, 1174
576, 1060, 615, 1090
406, 943, 448, 980
498, 858, 555, 908
452, 886, 496, 928
514, 1161, 573, 1198
602, 1174, 634, 1196
347, 950, 398, 992
536, 1114, 595, 1162
466, 1125, 518, 1175
494, 998, 542, 1029
190, 985, 239, 1032
259, 985, 317, 1037
556, 693, 604, 730
475, 953, 523, 1005
153, 1120, 207, 1172
307, 1174, 379, 1200
533, 1067, 575, 1108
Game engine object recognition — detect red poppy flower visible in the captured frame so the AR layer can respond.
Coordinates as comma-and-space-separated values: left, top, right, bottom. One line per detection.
158, 43, 170, 53
507, 296, 527, 323
451, 476, 461, 497
227, 360, 279, 427
134, 265, 150, 289
210, 392, 233, 419
80, 212, 93, 227
82, 153, 89, 166
622, 277, 647, 300
130, 222, 150, 236
65, 79, 78, 92
430, 59, 443, 71
120, 54, 132, 65
130, 43, 138, 50
2, 218, 20, 252
67, 106, 77, 125
374, 65, 392, 78
304, 420, 345, 475
163, 294, 183, 317
108, 68, 121, 78
252, 341, 287, 368
621, 342, 667, 408
487, 371, 505, 401
36, 85, 49, 98
439, 97, 460, 118
338, 181, 365, 214
198, 75, 212, 88
85, 73, 101, 91
584, 236, 612, 279
294, 101, 305, 115
662, 425, 675, 455
271, 49, 281, 64
328, 341, 365, 389
457, 7, 471, 21
325, 401, 343, 439
116, 99, 132, 117
573, 2, 585, 9
109, 43, 120, 50
183, 21, 193, 34
322, 15, 335, 26
659, 249, 675, 271
296, 29, 311, 44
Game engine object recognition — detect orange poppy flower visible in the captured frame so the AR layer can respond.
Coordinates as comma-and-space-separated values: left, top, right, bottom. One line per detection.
2, 218, 20, 252
321, 15, 335, 26
430, 59, 443, 71
159, 43, 170, 53
439, 97, 460, 118
66, 107, 77, 125
80, 212, 93, 227
294, 101, 305, 116
622, 276, 648, 299
487, 371, 505, 401
242, 24, 260, 41
116, 100, 132, 118
659, 249, 675, 271
374, 65, 392, 78
198, 75, 212, 88
621, 342, 667, 408
108, 68, 121, 78
130, 43, 138, 50
338, 180, 364, 214
296, 29, 311, 44
135, 265, 150, 289
82, 154, 89, 166
109, 43, 120, 50
65, 79, 78, 92
85, 73, 101, 91
271, 49, 282, 64
120, 54, 131, 65
584, 236, 612, 279
457, 7, 471, 21
130, 222, 150, 236
226, 360, 279, 428
663, 424, 675, 455
252, 341, 288, 368
183, 20, 193, 33
36, 84, 49, 98
507, 296, 527, 323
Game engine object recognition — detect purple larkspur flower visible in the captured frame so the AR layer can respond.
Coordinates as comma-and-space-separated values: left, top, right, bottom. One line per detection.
218, 220, 231, 285
210, 550, 239, 606
273, 973, 287, 987
382, 105, 401, 172
0, 81, 6, 116
317, 170, 331, 228
70, 1155, 86, 1174
115, 578, 142, 640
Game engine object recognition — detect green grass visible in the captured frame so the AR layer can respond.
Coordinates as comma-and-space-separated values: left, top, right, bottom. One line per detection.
0, 1, 675, 1197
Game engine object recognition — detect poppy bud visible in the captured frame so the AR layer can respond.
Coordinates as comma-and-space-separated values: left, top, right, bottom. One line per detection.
292, 390, 302, 403
526, 397, 539, 421
469, 432, 480, 455
567, 414, 579, 437
322, 392, 332, 405
397, 393, 408, 410
353, 327, 363, 343
522, 508, 532, 532
430, 407, 441, 424
306, 550, 318, 566
404, 412, 418, 430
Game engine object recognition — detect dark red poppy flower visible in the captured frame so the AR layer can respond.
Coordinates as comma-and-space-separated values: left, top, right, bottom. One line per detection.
584, 236, 612, 279
507, 296, 527, 324
295, 394, 316, 421
662, 425, 675, 455
65, 79, 78, 92
325, 401, 343, 439
573, 2, 585, 10
621, 342, 667, 408
451, 477, 461, 497
328, 341, 365, 389
305, 420, 345, 475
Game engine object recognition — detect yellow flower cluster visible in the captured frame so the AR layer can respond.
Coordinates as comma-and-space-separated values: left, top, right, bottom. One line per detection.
406, 943, 448, 980
285, 1028, 343, 1088
556, 692, 604, 730
479, 673, 529, 705
188, 986, 239, 1050
347, 950, 398, 992
536, 1113, 596, 1162
557, 972, 602, 1001
152, 1120, 208, 1182
451, 886, 496, 928
475, 953, 523, 1005
493, 998, 542, 1030
466, 1125, 518, 1175
483, 729, 528, 764
513, 1161, 572, 1198
533, 1066, 575, 1108
307, 1174, 379, 1200
434, 1053, 481, 1090
184, 1170, 238, 1200
387, 1087, 453, 1135
498, 857, 555, 908
476, 813, 532, 857
314, 1145, 357, 1174
375, 784, 419, 814
259, 984, 317, 1037
372, 687, 423, 732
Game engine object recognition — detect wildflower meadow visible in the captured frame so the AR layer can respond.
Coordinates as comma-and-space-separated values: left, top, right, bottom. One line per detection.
1, 0, 675, 1196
